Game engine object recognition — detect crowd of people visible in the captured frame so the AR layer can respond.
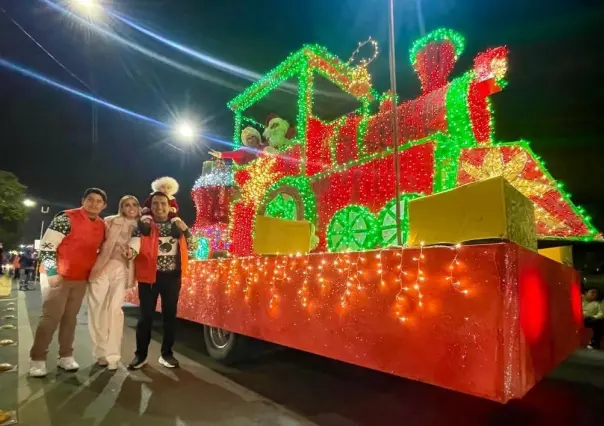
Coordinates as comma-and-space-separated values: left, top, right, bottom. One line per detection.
27, 184, 196, 377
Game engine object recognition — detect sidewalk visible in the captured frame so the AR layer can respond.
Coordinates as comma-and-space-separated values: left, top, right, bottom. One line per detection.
0, 276, 18, 425
11, 282, 318, 426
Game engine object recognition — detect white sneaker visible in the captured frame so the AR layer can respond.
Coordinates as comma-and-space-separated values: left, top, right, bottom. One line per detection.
107, 362, 119, 371
587, 345, 595, 350
97, 357, 108, 366
29, 361, 47, 378
57, 357, 79, 372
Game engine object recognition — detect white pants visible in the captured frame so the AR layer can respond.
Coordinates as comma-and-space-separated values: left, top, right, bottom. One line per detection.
87, 259, 127, 363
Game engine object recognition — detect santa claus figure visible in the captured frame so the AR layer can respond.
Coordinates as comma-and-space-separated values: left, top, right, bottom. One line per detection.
209, 127, 265, 166
140, 177, 182, 236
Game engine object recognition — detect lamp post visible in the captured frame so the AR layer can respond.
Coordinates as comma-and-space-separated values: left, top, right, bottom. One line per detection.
387, 0, 403, 246
386, 0, 426, 247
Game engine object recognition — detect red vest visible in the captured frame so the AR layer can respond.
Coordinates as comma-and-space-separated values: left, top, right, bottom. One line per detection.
135, 224, 189, 284
56, 208, 106, 281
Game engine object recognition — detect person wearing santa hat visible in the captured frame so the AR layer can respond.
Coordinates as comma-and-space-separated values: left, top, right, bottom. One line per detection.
209, 126, 265, 166
139, 177, 182, 238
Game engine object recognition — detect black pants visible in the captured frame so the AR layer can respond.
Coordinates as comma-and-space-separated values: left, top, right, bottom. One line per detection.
585, 317, 604, 349
136, 271, 181, 358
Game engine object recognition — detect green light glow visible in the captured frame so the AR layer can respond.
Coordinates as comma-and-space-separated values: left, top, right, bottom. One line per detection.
327, 205, 379, 252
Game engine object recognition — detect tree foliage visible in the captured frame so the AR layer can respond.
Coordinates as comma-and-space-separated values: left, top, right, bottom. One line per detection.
0, 170, 28, 248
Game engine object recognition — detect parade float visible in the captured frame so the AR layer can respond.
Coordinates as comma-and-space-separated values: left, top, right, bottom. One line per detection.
130, 29, 597, 403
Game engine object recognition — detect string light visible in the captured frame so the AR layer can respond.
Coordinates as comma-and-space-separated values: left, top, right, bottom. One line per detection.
215, 28, 597, 258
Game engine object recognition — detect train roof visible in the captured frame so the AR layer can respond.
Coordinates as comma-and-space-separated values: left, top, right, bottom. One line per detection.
227, 44, 379, 113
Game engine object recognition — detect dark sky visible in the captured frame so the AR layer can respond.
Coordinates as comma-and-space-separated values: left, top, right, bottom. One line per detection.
1, 0, 603, 244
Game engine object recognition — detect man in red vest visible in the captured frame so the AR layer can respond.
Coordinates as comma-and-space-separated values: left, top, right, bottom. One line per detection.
29, 188, 107, 378
127, 191, 195, 369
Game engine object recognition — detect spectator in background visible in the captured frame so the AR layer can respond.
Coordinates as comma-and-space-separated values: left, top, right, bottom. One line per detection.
583, 288, 604, 350
0, 243, 4, 275
12, 253, 21, 280
19, 248, 35, 290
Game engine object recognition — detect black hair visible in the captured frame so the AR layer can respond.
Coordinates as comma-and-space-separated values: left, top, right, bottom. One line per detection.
150, 191, 170, 202
83, 188, 107, 203
585, 287, 600, 294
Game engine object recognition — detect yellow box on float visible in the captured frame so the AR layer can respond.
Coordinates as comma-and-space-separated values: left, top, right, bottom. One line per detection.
407, 176, 537, 251
538, 246, 573, 266
253, 215, 312, 255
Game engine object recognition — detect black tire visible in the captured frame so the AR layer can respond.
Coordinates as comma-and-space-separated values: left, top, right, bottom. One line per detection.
203, 325, 251, 364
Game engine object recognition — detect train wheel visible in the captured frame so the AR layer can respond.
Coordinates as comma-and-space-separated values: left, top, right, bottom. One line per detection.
377, 194, 420, 247
327, 206, 379, 252
203, 325, 251, 364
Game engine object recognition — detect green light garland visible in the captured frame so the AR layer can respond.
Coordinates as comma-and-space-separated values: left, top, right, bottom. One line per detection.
446, 72, 476, 147
263, 176, 317, 224
409, 28, 466, 65
327, 205, 379, 252
433, 142, 461, 192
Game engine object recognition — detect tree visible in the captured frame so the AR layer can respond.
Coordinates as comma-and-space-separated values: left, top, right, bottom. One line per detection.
0, 170, 28, 249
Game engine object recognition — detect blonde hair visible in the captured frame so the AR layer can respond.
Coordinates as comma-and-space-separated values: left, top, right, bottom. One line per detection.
118, 195, 140, 218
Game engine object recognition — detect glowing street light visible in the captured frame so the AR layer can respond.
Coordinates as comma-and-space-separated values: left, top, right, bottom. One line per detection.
70, 0, 104, 18
174, 120, 197, 143
23, 199, 36, 208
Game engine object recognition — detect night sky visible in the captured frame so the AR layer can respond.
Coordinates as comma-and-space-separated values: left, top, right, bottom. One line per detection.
1, 0, 603, 245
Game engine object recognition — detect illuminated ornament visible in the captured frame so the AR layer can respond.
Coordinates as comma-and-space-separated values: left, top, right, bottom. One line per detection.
461, 149, 552, 198
327, 205, 379, 252
194, 237, 210, 260
240, 156, 281, 205
346, 37, 378, 97
378, 194, 420, 246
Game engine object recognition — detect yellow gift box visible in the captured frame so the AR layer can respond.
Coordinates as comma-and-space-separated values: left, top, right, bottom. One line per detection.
407, 176, 537, 250
538, 246, 573, 266
253, 215, 312, 255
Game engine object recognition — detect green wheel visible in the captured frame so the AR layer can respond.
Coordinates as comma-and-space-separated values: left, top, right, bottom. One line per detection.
377, 194, 420, 247
327, 206, 379, 252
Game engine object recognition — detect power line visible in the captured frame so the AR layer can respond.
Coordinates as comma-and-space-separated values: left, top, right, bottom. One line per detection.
1, 7, 93, 93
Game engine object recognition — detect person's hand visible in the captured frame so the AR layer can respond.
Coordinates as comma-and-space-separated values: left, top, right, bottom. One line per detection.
48, 275, 61, 288
173, 219, 188, 232
209, 150, 222, 159
121, 246, 134, 260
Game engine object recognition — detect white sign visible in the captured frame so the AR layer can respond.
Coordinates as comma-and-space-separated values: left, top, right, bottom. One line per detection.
34, 239, 40, 250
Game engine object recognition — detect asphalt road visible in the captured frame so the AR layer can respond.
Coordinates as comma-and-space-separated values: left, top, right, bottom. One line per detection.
8, 282, 604, 426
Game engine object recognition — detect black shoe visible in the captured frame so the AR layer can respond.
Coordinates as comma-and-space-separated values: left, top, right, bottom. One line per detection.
158, 354, 179, 368
128, 355, 147, 370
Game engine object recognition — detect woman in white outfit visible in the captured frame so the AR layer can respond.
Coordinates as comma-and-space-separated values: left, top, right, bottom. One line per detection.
88, 195, 139, 370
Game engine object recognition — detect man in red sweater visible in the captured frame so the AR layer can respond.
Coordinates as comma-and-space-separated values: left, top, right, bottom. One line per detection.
29, 188, 107, 377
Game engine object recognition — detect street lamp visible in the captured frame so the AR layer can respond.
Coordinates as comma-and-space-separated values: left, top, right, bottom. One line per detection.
174, 120, 197, 143
23, 199, 36, 208
70, 0, 104, 18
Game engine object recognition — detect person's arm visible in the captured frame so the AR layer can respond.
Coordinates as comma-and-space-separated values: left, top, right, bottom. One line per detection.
595, 302, 604, 320
183, 227, 197, 252
128, 222, 142, 257
39, 213, 71, 277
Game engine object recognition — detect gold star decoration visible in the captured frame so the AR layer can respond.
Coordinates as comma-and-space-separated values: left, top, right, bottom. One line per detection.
461, 149, 570, 232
